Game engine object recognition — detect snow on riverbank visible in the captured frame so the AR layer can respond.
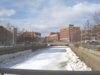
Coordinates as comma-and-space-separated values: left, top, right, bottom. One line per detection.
65, 48, 91, 71
0, 46, 91, 71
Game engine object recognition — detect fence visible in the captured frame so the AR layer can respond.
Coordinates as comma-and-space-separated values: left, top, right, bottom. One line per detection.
0, 68, 100, 75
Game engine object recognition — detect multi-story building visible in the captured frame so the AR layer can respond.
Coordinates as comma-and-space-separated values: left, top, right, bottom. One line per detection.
60, 25, 81, 42
81, 24, 100, 43
48, 32, 60, 41
81, 30, 92, 42
17, 31, 41, 43
60, 27, 69, 41
0, 26, 17, 46
6, 26, 17, 45
92, 25, 100, 41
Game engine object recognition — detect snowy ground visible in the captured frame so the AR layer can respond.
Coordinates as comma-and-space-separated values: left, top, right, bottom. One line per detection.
0, 46, 91, 71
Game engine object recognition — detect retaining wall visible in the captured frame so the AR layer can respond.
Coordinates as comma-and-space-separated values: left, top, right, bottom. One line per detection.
0, 43, 47, 55
70, 44, 100, 70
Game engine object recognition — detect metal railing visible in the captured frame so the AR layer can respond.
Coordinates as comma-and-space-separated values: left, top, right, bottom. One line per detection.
0, 68, 100, 75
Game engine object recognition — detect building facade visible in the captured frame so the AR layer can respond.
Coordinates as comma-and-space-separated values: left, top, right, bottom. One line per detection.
60, 25, 81, 42
48, 32, 60, 41
60, 27, 69, 41
81, 24, 100, 43
17, 31, 41, 43
92, 25, 100, 41
0, 26, 17, 46
6, 26, 17, 45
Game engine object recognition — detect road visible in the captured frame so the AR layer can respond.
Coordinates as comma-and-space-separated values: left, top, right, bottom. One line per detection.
0, 46, 91, 71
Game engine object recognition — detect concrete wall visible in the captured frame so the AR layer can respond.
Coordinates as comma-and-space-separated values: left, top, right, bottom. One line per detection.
70, 44, 100, 70
0, 43, 47, 55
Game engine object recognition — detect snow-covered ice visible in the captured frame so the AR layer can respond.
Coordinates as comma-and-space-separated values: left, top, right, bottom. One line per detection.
0, 50, 32, 68
0, 46, 91, 71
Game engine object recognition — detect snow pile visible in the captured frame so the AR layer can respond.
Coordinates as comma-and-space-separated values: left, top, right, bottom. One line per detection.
65, 48, 91, 71
0, 50, 32, 68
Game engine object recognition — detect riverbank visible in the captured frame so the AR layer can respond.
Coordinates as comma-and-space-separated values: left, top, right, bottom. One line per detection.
70, 44, 100, 70
0, 43, 47, 55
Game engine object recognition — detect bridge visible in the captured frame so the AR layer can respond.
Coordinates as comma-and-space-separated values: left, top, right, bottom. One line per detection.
47, 41, 69, 46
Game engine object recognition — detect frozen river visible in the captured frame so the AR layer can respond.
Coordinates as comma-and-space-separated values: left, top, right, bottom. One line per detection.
0, 46, 91, 71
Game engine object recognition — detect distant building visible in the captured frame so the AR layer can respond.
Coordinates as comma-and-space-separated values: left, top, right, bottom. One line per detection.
17, 31, 41, 43
81, 24, 100, 43
81, 30, 92, 42
0, 26, 17, 46
40, 37, 48, 43
60, 26, 69, 41
6, 26, 17, 45
48, 32, 60, 41
60, 25, 81, 42
92, 25, 100, 41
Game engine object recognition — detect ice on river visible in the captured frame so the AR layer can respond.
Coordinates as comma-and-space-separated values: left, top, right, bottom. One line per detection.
0, 46, 91, 71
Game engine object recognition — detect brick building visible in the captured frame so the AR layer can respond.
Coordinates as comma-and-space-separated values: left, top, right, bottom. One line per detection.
60, 27, 69, 41
92, 25, 100, 41
60, 25, 81, 42
48, 32, 60, 41
17, 31, 41, 43
81, 24, 100, 43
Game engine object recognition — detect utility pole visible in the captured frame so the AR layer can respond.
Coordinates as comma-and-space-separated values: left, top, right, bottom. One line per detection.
12, 26, 15, 47
81, 30, 83, 46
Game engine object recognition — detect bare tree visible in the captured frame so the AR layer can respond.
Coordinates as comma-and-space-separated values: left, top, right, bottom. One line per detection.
93, 12, 100, 41
81, 12, 100, 43
93, 12, 100, 25
82, 20, 93, 43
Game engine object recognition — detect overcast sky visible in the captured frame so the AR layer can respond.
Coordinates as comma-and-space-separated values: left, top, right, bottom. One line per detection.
0, 0, 100, 36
